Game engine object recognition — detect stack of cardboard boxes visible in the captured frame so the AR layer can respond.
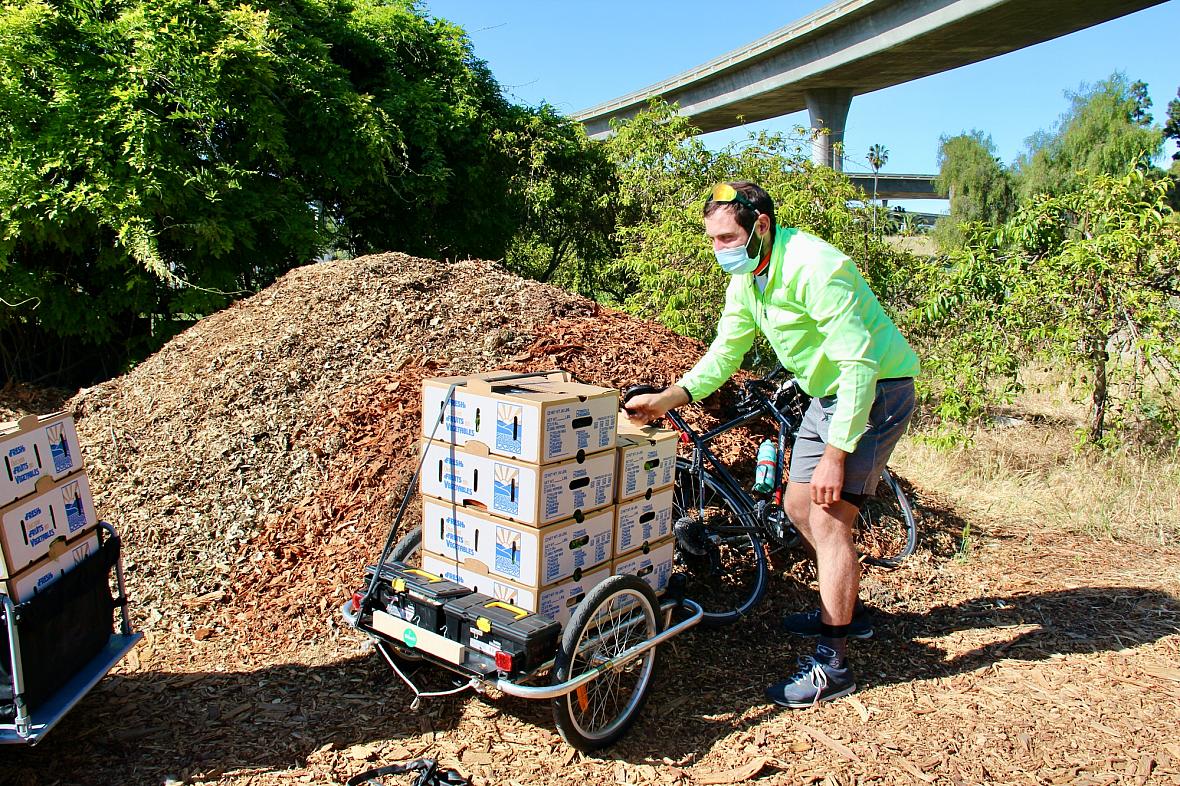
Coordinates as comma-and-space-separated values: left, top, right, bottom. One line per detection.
611, 421, 678, 597
1, 414, 100, 605
417, 371, 678, 626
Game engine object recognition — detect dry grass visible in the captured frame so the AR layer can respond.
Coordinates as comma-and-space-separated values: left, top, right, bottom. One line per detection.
895, 368, 1180, 548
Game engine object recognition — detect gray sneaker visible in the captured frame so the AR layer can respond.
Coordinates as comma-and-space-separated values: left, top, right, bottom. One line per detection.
765, 653, 857, 708
781, 607, 874, 639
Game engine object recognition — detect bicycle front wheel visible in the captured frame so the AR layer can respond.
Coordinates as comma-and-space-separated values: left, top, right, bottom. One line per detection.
854, 467, 917, 568
671, 459, 768, 627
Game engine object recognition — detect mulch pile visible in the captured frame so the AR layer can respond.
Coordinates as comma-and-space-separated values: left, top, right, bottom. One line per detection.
227, 292, 767, 657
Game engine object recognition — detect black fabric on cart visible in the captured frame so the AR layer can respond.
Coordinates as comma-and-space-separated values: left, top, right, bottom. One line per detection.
0, 535, 119, 721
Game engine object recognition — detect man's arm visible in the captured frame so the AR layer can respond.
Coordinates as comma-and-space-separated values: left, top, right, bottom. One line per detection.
805, 262, 880, 454
803, 260, 880, 506
676, 275, 756, 402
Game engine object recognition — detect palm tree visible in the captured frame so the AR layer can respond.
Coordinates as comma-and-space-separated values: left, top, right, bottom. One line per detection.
867, 144, 889, 233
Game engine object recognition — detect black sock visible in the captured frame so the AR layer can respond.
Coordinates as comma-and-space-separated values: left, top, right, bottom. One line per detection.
816, 636, 848, 667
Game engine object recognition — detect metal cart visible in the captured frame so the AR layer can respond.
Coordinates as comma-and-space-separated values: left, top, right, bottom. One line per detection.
1, 522, 141, 745
342, 527, 702, 752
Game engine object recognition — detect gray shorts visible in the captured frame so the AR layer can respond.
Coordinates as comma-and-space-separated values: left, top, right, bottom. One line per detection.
787, 378, 915, 496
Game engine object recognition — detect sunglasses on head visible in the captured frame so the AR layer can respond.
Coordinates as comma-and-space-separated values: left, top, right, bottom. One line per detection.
710, 183, 760, 214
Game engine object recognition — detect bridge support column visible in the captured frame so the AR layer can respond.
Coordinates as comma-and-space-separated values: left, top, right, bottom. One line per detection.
804, 88, 852, 170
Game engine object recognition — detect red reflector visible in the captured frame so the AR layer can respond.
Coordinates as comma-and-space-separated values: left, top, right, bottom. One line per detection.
678, 431, 689, 444
494, 650, 515, 672
350, 592, 362, 613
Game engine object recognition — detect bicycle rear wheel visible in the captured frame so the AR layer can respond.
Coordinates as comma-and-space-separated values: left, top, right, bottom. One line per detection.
854, 468, 917, 568
671, 459, 768, 627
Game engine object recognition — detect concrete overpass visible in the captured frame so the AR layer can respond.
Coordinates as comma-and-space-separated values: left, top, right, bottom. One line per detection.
847, 173, 939, 199
574, 0, 1167, 168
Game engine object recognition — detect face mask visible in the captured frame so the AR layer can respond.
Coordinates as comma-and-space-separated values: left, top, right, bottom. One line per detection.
714, 225, 764, 275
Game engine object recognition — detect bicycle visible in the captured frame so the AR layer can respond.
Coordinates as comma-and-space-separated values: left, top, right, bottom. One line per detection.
623, 366, 917, 628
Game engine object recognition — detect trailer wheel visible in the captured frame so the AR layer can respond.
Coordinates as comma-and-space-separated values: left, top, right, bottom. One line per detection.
551, 574, 661, 752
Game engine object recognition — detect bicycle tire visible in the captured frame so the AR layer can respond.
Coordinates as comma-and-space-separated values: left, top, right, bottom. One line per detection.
551, 574, 661, 752
389, 525, 422, 564
854, 467, 917, 568
671, 459, 769, 627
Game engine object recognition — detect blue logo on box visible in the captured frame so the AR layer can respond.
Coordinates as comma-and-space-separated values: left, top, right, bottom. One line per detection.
494, 525, 522, 577
62, 483, 87, 533
492, 465, 519, 515
44, 424, 74, 474
495, 403, 523, 454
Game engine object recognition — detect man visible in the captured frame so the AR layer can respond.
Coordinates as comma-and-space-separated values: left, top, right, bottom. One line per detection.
625, 181, 919, 708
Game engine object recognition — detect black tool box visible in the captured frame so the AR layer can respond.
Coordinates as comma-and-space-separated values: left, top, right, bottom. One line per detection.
443, 593, 561, 674
363, 562, 473, 635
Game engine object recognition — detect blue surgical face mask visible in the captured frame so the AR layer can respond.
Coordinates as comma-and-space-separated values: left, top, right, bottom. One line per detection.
714, 225, 764, 275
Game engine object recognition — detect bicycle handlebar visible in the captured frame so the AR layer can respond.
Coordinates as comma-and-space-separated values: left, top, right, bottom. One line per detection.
621, 384, 665, 407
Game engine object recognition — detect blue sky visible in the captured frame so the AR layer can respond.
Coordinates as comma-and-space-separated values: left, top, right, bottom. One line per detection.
424, 1, 1179, 212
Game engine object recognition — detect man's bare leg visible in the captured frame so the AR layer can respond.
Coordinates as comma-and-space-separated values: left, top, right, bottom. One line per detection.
786, 480, 859, 626
767, 482, 861, 707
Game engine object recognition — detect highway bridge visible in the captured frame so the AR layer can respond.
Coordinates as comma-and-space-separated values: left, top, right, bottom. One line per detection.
847, 173, 939, 200
574, 0, 1167, 168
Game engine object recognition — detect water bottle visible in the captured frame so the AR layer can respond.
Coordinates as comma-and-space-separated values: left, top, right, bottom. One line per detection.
752, 439, 777, 493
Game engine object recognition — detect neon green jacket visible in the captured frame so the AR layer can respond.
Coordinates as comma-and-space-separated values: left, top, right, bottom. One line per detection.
677, 227, 920, 453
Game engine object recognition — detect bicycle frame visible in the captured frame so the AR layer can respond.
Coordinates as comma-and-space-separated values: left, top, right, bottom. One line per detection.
663, 379, 803, 536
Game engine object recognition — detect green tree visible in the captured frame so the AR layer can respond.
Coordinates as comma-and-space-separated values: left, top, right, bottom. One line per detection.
1003, 166, 1180, 445
867, 143, 889, 234
913, 163, 1180, 446
1015, 73, 1163, 199
1129, 80, 1153, 125
496, 105, 619, 296
1164, 87, 1180, 162
0, 0, 521, 383
932, 131, 1015, 250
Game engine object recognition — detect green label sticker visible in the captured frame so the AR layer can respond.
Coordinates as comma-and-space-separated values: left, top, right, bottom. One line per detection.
403, 628, 418, 648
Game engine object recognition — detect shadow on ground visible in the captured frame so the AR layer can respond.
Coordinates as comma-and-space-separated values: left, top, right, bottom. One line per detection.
0, 652, 467, 785
489, 582, 1180, 765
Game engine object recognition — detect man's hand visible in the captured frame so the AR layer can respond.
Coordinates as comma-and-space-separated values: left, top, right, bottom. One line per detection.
810, 445, 848, 506
624, 386, 691, 425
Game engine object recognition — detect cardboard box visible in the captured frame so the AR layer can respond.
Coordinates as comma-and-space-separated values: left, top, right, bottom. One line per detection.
612, 536, 676, 597
421, 551, 610, 628
1, 474, 98, 577
420, 440, 615, 527
615, 423, 677, 502
422, 370, 618, 464
1, 531, 100, 604
1, 413, 84, 506
615, 486, 675, 557
422, 497, 613, 587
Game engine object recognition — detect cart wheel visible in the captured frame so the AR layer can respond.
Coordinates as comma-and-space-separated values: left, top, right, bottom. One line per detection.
551, 574, 661, 752
389, 525, 422, 563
